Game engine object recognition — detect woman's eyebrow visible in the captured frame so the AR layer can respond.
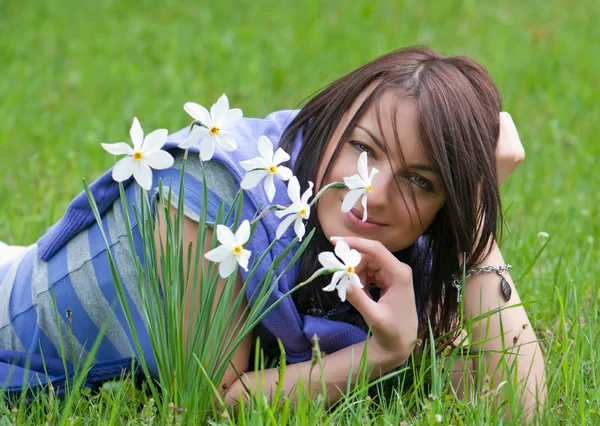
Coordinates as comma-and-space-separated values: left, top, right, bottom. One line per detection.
356, 125, 387, 152
406, 163, 435, 173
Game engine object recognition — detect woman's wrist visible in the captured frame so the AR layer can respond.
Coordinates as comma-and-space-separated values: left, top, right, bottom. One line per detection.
366, 337, 410, 375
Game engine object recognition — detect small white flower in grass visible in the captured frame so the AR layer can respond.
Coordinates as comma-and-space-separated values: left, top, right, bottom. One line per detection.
204, 220, 252, 279
319, 241, 363, 302
179, 94, 243, 161
240, 135, 293, 201
537, 231, 549, 239
275, 177, 313, 241
341, 151, 379, 222
101, 117, 174, 191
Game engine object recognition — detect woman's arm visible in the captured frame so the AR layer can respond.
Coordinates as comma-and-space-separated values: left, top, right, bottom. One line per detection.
153, 202, 254, 393
224, 337, 398, 408
458, 242, 547, 415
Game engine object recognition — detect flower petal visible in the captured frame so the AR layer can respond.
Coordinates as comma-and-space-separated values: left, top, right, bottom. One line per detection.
357, 151, 369, 180
264, 174, 276, 202
368, 167, 379, 183
215, 224, 236, 247
179, 125, 208, 149
216, 108, 243, 130
323, 270, 345, 292
215, 131, 237, 152
257, 135, 274, 164
240, 169, 269, 189
343, 174, 366, 190
112, 156, 135, 182
237, 249, 251, 271
204, 245, 232, 263
199, 135, 216, 161
218, 255, 238, 279
130, 117, 144, 151
293, 217, 306, 241
272, 148, 290, 165
142, 129, 168, 153
210, 94, 230, 123
276, 214, 297, 239
337, 280, 348, 302
361, 193, 368, 222
234, 220, 251, 245
102, 142, 133, 156
341, 189, 364, 213
275, 166, 293, 181
287, 176, 301, 205
184, 102, 212, 126
346, 248, 362, 268
318, 252, 345, 270
274, 205, 295, 219
334, 241, 350, 264
132, 160, 153, 191
239, 156, 269, 171
301, 181, 314, 204
143, 150, 174, 170
349, 273, 364, 289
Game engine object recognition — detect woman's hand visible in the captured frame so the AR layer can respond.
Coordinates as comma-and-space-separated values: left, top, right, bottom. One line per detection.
331, 236, 419, 366
496, 112, 525, 186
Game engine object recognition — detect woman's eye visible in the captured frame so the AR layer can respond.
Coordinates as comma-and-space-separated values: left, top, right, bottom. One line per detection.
349, 141, 374, 156
408, 175, 434, 191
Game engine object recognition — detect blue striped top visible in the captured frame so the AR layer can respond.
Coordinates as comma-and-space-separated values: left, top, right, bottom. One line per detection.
0, 150, 237, 378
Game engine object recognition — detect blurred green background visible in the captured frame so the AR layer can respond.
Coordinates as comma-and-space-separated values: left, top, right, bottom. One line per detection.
0, 0, 599, 419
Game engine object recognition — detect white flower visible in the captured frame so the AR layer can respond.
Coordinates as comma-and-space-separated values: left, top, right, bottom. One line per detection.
179, 94, 243, 161
275, 177, 313, 241
537, 231, 549, 239
341, 152, 379, 222
101, 117, 174, 191
434, 414, 442, 423
240, 135, 293, 201
204, 220, 252, 279
319, 241, 363, 302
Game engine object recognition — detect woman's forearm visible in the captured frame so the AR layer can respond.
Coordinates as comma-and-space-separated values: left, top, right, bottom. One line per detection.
223, 338, 400, 409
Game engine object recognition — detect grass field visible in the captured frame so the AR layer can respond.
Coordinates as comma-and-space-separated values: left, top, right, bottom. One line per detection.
1, 0, 599, 424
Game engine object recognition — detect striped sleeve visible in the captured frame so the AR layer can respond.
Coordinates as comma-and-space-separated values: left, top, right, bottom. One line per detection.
152, 150, 238, 228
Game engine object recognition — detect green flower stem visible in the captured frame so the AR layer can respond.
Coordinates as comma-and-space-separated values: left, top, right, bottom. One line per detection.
309, 182, 346, 207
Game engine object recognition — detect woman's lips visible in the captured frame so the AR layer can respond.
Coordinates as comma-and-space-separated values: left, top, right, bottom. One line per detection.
346, 208, 385, 230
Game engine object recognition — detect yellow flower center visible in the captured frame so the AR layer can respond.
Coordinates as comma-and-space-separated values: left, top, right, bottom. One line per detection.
268, 165, 277, 175
366, 184, 373, 193
346, 266, 355, 274
132, 151, 143, 161
209, 126, 220, 135
299, 208, 308, 218
232, 245, 243, 255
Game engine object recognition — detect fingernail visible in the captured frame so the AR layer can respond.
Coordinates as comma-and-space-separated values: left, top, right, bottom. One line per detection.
330, 236, 345, 241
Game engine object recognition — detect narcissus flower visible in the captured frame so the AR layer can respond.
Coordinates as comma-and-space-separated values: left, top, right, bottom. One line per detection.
240, 135, 293, 201
101, 117, 174, 191
275, 177, 313, 241
341, 152, 379, 222
204, 220, 252, 279
179, 94, 243, 161
318, 241, 363, 302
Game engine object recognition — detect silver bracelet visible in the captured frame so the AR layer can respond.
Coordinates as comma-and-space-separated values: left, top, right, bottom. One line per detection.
451, 264, 512, 303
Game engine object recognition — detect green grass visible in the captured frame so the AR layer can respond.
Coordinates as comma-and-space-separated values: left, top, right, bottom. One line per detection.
1, 0, 599, 424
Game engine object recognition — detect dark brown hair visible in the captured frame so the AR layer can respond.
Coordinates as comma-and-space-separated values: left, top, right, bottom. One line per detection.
280, 46, 502, 339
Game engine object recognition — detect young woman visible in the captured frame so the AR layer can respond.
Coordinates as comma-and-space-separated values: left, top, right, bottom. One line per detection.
0, 47, 545, 414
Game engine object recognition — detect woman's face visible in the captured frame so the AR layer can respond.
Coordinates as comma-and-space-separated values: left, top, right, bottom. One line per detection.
315, 88, 446, 253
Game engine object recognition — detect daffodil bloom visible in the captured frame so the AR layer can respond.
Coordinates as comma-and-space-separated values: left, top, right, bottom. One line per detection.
204, 220, 252, 279
179, 94, 243, 161
340, 151, 379, 222
240, 135, 293, 201
319, 241, 363, 302
101, 117, 174, 191
275, 177, 313, 241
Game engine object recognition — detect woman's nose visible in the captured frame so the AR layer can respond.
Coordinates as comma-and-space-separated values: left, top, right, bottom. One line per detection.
366, 170, 395, 206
